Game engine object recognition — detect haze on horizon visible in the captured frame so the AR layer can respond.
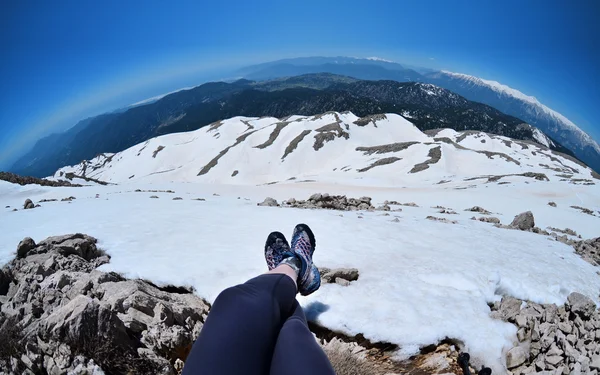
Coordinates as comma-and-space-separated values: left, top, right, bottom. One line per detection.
1, 0, 598, 170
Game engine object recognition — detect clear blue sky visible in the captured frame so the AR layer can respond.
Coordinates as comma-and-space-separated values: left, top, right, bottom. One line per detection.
1, 0, 598, 169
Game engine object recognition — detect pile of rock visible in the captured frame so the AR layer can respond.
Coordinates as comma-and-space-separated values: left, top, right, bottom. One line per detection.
0, 234, 209, 374
283, 194, 378, 211
426, 216, 457, 224
572, 237, 600, 267
491, 293, 600, 375
318, 268, 359, 287
465, 206, 492, 215
0, 172, 81, 187
471, 216, 501, 224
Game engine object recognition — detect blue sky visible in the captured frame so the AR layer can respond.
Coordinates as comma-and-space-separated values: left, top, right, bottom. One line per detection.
1, 0, 598, 169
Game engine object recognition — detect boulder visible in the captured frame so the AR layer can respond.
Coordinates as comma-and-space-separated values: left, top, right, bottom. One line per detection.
24, 199, 34, 209
567, 292, 596, 319
17, 237, 36, 258
506, 346, 528, 368
258, 197, 279, 207
0, 233, 210, 374
321, 268, 360, 284
510, 211, 535, 231
548, 202, 557, 207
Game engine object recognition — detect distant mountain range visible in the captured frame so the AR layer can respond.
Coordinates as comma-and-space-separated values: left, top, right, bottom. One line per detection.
238, 57, 600, 172
9, 73, 568, 177
51, 111, 598, 187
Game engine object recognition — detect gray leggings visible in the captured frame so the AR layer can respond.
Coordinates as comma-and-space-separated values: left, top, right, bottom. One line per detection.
182, 274, 335, 375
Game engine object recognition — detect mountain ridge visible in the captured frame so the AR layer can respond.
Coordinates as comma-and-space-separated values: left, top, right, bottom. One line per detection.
50, 111, 598, 187
9, 74, 567, 178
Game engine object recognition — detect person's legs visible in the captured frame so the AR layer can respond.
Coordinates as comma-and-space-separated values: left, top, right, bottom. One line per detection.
182, 265, 298, 375
270, 301, 335, 375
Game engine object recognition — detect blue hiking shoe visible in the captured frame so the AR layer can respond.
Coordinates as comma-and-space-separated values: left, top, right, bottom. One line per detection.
288, 224, 321, 296
264, 231, 290, 270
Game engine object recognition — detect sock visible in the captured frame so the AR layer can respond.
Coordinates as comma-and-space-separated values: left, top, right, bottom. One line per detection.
279, 256, 301, 276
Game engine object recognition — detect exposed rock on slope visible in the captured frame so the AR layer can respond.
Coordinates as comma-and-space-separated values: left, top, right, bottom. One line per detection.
51, 112, 598, 187
0, 172, 80, 187
0, 234, 209, 374
490, 294, 600, 375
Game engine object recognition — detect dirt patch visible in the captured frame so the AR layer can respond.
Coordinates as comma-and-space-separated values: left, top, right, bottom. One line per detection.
423, 128, 444, 137
356, 142, 419, 156
198, 130, 257, 176
433, 137, 469, 150
455, 131, 480, 143
476, 150, 520, 165
313, 122, 349, 151
409, 146, 441, 173
254, 122, 289, 149
282, 130, 311, 160
208, 120, 224, 131
571, 205, 596, 216
152, 145, 165, 158
353, 114, 387, 127
357, 157, 402, 172
466, 172, 548, 183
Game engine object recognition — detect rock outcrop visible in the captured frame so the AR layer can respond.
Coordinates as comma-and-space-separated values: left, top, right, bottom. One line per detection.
0, 172, 81, 187
490, 293, 600, 375
319, 268, 360, 286
23, 199, 34, 210
509, 211, 535, 231
257, 197, 279, 207
572, 237, 600, 267
281, 194, 382, 211
0, 234, 209, 374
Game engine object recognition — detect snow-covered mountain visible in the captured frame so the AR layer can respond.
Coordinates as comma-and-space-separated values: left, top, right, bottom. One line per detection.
424, 71, 600, 173
52, 112, 598, 187
235, 57, 600, 173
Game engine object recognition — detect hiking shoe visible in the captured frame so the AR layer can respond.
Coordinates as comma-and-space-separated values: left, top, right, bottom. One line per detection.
264, 231, 290, 270
299, 264, 321, 296
287, 224, 320, 295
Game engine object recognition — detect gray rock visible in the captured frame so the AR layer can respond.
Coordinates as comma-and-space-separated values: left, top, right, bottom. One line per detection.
498, 296, 523, 322
545, 355, 563, 367
321, 268, 359, 283
24, 199, 34, 209
558, 321, 572, 334
567, 292, 596, 319
548, 201, 557, 207
258, 197, 279, 207
591, 355, 600, 370
506, 346, 528, 368
510, 211, 535, 230
17, 237, 36, 258
1, 232, 211, 374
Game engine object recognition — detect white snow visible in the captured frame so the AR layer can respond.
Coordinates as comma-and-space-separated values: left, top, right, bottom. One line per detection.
3, 112, 600, 374
51, 112, 599, 187
532, 128, 551, 148
1, 179, 599, 374
366, 56, 394, 63
440, 71, 600, 154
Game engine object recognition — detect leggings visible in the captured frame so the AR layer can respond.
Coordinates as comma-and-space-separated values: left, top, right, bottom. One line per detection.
182, 274, 335, 375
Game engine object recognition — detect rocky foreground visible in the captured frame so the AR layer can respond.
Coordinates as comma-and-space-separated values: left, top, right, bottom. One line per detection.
1, 228, 599, 374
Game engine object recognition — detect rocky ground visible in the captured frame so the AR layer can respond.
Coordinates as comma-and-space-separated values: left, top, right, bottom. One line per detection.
492, 294, 600, 375
3, 192, 599, 375
0, 172, 80, 188
0, 233, 496, 375
0, 234, 209, 374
